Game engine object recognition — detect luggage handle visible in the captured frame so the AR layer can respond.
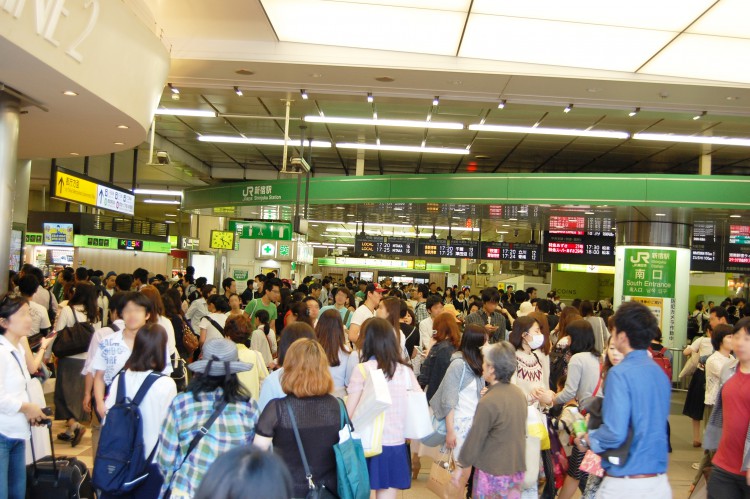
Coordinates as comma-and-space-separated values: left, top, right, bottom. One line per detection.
29, 420, 57, 473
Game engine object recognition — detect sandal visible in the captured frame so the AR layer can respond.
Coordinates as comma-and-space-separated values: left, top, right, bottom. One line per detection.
693, 441, 702, 448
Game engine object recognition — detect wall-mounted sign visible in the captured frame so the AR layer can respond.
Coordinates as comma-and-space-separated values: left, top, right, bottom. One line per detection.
229, 220, 292, 241
117, 238, 143, 251
726, 225, 750, 273
51, 166, 135, 215
414, 260, 427, 270
25, 233, 43, 245
259, 242, 277, 258
43, 223, 74, 246
181, 237, 200, 251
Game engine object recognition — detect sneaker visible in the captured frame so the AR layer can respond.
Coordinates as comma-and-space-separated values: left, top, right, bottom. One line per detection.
57, 432, 73, 442
71, 426, 86, 447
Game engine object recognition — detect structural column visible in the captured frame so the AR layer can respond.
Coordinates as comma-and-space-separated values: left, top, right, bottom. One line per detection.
14, 160, 31, 227
0, 95, 20, 293
613, 220, 692, 354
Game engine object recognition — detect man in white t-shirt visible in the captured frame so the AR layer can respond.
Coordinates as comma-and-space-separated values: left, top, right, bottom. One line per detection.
18, 275, 52, 335
418, 295, 445, 352
348, 283, 385, 343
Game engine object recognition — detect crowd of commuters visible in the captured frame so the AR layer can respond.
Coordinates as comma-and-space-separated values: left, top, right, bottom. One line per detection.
1, 263, 750, 498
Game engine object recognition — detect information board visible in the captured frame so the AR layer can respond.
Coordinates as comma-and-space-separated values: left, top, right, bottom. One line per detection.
542, 231, 615, 265
51, 166, 135, 216
355, 235, 416, 256
691, 221, 723, 272
479, 241, 541, 262
43, 223, 74, 246
418, 239, 478, 258
726, 225, 750, 273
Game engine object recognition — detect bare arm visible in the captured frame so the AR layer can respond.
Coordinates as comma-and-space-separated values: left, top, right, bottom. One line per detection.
93, 370, 107, 419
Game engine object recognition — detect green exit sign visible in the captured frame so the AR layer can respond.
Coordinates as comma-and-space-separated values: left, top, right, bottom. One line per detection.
25, 233, 43, 245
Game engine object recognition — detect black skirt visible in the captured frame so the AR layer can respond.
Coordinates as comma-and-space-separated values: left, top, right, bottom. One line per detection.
682, 368, 706, 420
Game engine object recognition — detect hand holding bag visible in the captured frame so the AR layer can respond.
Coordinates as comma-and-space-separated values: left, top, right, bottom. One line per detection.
427, 450, 455, 498
527, 406, 551, 451
578, 449, 605, 478
333, 399, 370, 499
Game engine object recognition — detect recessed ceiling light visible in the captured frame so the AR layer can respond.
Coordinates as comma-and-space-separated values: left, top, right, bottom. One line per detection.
117, 125, 129, 129
168, 83, 179, 94
63, 90, 78, 96
497, 99, 506, 109
235, 69, 255, 75
69, 152, 79, 156
629, 107, 640, 117
114, 142, 124, 145
730, 214, 742, 218
563, 103, 573, 113
300, 89, 309, 100
693, 111, 706, 120
234, 86, 243, 96
375, 76, 394, 82
655, 213, 667, 217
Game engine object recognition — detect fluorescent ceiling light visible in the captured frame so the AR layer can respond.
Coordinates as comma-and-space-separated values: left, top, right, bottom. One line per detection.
633, 133, 750, 147
730, 214, 742, 218
367, 92, 374, 103
165, 214, 177, 217
497, 99, 506, 109
433, 96, 440, 106
693, 111, 707, 120
234, 86, 243, 96
155, 108, 217, 118
564, 104, 573, 113
336, 143, 470, 155
469, 124, 629, 140
260, 0, 466, 56
459, 15, 674, 72
471, 0, 713, 31
133, 189, 183, 197
164, 220, 176, 224
168, 83, 179, 94
143, 199, 181, 205
300, 89, 308, 100
198, 135, 332, 147
629, 107, 640, 117
304, 115, 463, 130
312, 221, 479, 232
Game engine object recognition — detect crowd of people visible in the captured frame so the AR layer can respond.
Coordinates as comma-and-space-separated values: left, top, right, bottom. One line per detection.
1, 263, 749, 498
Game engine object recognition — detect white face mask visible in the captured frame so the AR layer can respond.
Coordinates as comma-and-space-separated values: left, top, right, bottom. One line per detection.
527, 333, 545, 350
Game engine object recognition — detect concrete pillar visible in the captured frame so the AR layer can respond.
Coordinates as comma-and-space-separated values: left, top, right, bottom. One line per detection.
699, 153, 711, 176
0, 95, 20, 293
355, 148, 365, 176
13, 160, 31, 227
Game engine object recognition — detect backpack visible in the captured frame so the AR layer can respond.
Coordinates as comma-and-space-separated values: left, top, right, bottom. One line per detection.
93, 371, 163, 494
649, 346, 673, 380
687, 315, 700, 339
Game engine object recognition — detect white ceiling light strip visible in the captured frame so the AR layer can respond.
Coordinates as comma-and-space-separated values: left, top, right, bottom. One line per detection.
469, 124, 629, 139
198, 135, 332, 148
633, 133, 750, 147
304, 115, 464, 130
133, 189, 183, 197
336, 142, 469, 154
155, 108, 217, 117
312, 222, 480, 232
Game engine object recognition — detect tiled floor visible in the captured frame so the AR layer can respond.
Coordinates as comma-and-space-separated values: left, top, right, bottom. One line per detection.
43, 392, 699, 498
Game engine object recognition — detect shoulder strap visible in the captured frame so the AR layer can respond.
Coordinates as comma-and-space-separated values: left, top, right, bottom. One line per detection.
132, 372, 164, 406
110, 322, 120, 332
286, 399, 316, 490
404, 325, 418, 343
206, 316, 225, 334
248, 299, 259, 318
343, 309, 351, 324
48, 289, 53, 309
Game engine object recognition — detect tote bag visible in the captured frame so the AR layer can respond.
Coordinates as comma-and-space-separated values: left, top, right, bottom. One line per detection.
427, 450, 454, 498
403, 368, 432, 440
333, 399, 370, 499
523, 436, 541, 490
352, 364, 391, 458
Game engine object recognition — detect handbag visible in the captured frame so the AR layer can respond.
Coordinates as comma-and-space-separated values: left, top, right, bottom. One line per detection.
523, 436, 541, 490
170, 354, 188, 392
404, 369, 432, 440
351, 364, 391, 458
286, 401, 338, 499
527, 406, 550, 451
163, 399, 228, 499
180, 317, 199, 354
427, 450, 454, 498
578, 449, 605, 477
51, 309, 94, 357
333, 398, 370, 499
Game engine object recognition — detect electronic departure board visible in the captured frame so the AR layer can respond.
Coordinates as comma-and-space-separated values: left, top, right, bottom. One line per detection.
726, 225, 750, 273
691, 221, 723, 272
355, 235, 416, 256
418, 239, 478, 258
480, 242, 541, 262
542, 231, 616, 265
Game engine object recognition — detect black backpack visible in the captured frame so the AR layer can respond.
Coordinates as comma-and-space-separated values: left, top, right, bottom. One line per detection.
687, 315, 700, 339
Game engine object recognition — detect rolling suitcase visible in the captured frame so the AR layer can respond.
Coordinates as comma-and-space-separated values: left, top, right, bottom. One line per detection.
26, 423, 95, 499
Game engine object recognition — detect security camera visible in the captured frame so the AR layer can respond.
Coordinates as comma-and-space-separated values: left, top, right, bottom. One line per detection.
288, 157, 311, 173
156, 151, 171, 165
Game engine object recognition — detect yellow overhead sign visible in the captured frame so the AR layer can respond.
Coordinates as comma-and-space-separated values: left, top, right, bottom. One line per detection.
55, 170, 97, 206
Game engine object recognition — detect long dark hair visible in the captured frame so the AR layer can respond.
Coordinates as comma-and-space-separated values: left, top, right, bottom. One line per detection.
162, 288, 185, 319
567, 319, 599, 356
360, 317, 408, 380
255, 309, 271, 336
277, 322, 315, 366
509, 316, 539, 351
69, 283, 99, 322
460, 324, 487, 376
380, 297, 402, 333
125, 324, 167, 372
315, 309, 348, 367
0, 295, 27, 335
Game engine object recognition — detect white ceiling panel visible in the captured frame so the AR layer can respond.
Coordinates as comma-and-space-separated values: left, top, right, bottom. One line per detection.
640, 34, 750, 84
340, 0, 471, 10
459, 15, 674, 72
260, 0, 465, 56
688, 0, 750, 38
470, 0, 713, 31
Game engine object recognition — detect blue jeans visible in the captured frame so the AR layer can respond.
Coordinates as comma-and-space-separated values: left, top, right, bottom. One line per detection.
0, 433, 26, 499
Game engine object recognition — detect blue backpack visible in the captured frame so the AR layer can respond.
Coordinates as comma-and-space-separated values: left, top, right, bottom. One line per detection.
93, 371, 163, 494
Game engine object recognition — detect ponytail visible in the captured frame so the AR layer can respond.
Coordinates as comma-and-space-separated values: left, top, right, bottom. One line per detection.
255, 309, 271, 336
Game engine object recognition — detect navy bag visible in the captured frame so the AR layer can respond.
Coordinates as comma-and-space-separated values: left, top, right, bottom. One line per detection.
93, 371, 163, 494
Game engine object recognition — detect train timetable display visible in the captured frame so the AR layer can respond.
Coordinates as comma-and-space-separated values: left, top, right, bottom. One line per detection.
691, 221, 722, 272
480, 242, 541, 262
355, 235, 416, 256
542, 231, 616, 265
727, 225, 750, 273
418, 239, 478, 258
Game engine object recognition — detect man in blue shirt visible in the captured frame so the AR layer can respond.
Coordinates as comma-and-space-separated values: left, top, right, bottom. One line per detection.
576, 300, 672, 498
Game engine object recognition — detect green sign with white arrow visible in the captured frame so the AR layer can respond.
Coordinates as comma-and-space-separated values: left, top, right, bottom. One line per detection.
229, 221, 293, 241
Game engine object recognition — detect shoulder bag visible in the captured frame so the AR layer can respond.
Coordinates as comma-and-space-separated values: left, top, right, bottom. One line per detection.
286, 400, 337, 499
333, 398, 370, 499
163, 398, 228, 499
404, 366, 432, 440
51, 308, 94, 358
180, 317, 199, 354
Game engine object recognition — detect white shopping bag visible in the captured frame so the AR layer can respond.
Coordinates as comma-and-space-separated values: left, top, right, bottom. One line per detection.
403, 370, 432, 440
351, 364, 392, 429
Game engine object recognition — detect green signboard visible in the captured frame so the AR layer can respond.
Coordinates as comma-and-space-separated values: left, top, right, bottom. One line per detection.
71, 234, 171, 254
279, 244, 291, 257
233, 269, 249, 281
25, 233, 43, 245
622, 248, 677, 299
229, 220, 293, 241
414, 259, 427, 270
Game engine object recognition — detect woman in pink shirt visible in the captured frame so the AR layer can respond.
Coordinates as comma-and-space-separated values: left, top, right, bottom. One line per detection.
347, 317, 420, 499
